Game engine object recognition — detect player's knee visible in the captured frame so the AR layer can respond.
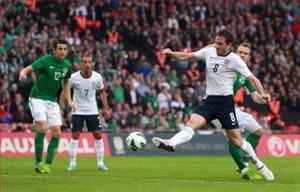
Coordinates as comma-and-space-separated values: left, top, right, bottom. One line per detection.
186, 114, 206, 129
35, 121, 47, 132
50, 127, 61, 137
229, 137, 243, 148
93, 131, 102, 140
72, 132, 81, 139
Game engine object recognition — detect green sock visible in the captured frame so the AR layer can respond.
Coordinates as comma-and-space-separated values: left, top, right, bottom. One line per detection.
35, 132, 45, 163
228, 141, 245, 171
246, 133, 261, 150
46, 137, 60, 165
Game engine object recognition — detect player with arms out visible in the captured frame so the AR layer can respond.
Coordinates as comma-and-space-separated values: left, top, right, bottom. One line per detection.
152, 30, 274, 180
211, 43, 277, 179
19, 39, 75, 174
60, 52, 110, 171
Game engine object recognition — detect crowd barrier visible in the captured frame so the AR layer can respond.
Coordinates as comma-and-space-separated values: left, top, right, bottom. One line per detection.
1, 133, 299, 157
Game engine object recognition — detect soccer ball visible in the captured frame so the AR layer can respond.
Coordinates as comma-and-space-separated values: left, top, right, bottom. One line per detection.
126, 132, 147, 151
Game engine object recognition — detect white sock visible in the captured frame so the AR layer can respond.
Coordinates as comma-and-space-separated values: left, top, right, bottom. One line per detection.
168, 126, 195, 147
70, 139, 79, 165
95, 139, 104, 165
240, 140, 263, 169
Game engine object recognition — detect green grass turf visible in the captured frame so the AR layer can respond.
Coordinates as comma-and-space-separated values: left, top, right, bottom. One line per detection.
1, 156, 300, 192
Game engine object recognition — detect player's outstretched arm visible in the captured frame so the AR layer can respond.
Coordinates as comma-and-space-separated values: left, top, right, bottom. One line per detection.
19, 66, 33, 81
161, 48, 198, 62
62, 79, 76, 112
246, 75, 271, 103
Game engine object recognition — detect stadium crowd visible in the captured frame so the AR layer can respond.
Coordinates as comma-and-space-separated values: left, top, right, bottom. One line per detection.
0, 0, 299, 133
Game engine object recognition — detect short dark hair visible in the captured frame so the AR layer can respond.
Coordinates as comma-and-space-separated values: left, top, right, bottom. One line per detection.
217, 29, 234, 44
238, 42, 251, 51
53, 39, 68, 49
82, 50, 92, 58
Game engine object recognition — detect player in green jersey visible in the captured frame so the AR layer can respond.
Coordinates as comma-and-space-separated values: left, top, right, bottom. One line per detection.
212, 43, 276, 179
19, 39, 75, 174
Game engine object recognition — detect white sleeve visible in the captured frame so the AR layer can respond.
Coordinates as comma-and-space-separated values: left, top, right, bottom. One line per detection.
96, 74, 104, 90
231, 57, 252, 78
194, 48, 206, 60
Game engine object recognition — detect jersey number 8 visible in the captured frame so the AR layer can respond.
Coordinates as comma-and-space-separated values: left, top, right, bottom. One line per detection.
213, 64, 219, 73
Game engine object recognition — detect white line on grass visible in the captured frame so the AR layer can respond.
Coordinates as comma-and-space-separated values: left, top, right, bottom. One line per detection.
3, 175, 300, 188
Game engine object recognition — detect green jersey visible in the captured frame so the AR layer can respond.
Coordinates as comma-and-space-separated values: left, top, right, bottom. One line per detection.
30, 55, 72, 102
233, 72, 256, 95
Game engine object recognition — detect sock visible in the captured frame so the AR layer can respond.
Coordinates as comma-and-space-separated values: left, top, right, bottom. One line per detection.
228, 141, 245, 171
244, 133, 261, 162
95, 139, 104, 165
69, 139, 79, 165
35, 132, 45, 163
46, 137, 59, 165
168, 126, 195, 147
246, 133, 261, 150
240, 140, 263, 169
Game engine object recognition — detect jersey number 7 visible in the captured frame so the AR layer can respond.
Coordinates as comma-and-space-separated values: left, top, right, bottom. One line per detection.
84, 89, 89, 96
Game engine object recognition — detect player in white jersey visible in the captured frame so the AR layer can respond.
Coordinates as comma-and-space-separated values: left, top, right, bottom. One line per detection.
60, 53, 110, 171
152, 30, 274, 180
211, 43, 278, 179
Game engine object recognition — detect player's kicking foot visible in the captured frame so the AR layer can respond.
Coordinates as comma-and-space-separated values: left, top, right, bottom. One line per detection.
257, 165, 274, 180
152, 137, 175, 152
97, 163, 108, 171
35, 162, 50, 174
241, 168, 262, 180
67, 163, 77, 171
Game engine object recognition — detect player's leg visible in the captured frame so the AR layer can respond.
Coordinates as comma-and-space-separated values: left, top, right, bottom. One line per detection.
29, 98, 48, 173
68, 115, 84, 171
87, 115, 108, 171
211, 117, 261, 179
152, 114, 206, 151
152, 100, 213, 152
217, 100, 273, 180
243, 116, 263, 164
226, 129, 273, 180
226, 108, 248, 172
44, 102, 63, 173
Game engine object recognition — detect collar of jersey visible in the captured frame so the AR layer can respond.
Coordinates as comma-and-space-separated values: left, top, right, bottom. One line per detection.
52, 55, 65, 64
217, 50, 231, 57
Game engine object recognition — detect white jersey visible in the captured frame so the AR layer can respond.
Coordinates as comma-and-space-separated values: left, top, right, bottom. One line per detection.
194, 47, 252, 95
69, 71, 104, 115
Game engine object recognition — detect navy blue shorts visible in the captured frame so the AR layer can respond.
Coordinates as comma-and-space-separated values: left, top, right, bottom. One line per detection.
71, 115, 102, 132
193, 96, 239, 129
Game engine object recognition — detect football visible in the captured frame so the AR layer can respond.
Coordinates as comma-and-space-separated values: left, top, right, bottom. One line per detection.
126, 132, 147, 151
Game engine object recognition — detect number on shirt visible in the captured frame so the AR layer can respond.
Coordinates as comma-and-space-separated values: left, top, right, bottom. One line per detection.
54, 72, 61, 81
84, 89, 89, 96
213, 64, 219, 72
229, 112, 236, 123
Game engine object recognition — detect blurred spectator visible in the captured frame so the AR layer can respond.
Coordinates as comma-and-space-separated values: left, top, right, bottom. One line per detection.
12, 105, 31, 124
157, 85, 172, 112
0, 104, 12, 124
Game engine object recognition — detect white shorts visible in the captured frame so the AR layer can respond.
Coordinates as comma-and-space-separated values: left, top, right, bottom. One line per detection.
29, 98, 62, 127
211, 107, 262, 133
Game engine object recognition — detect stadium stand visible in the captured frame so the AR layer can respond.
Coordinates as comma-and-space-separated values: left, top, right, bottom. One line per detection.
0, 0, 299, 133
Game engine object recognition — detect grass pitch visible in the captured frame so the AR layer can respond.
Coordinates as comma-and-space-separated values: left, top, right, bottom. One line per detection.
1, 156, 300, 192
